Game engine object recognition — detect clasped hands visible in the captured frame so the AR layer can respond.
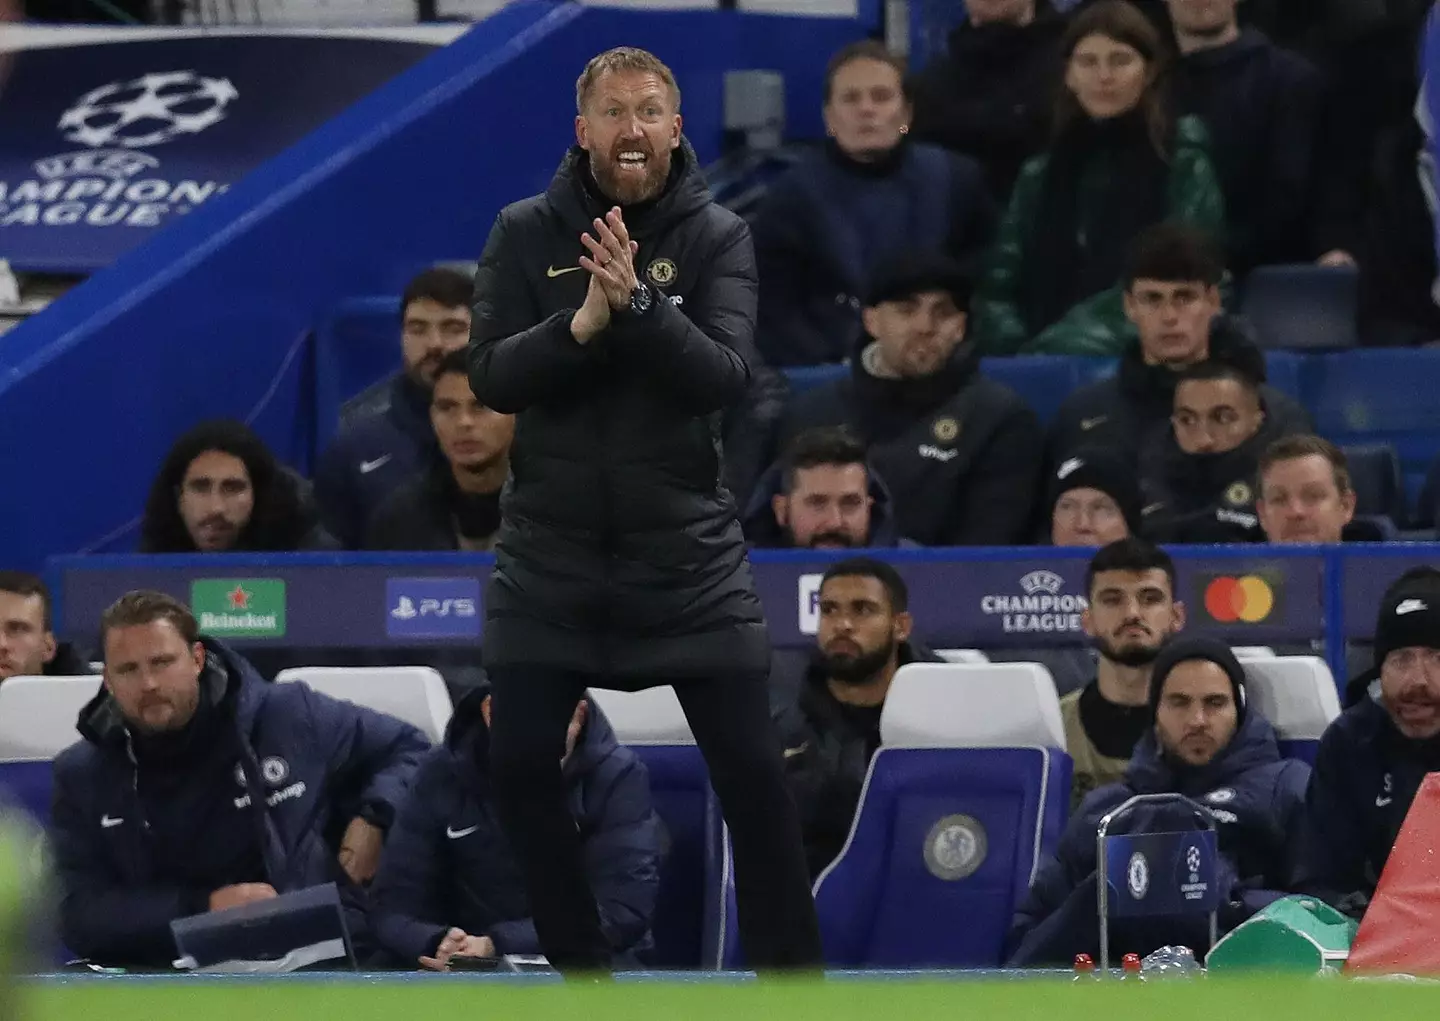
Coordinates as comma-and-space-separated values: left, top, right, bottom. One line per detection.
570, 206, 641, 345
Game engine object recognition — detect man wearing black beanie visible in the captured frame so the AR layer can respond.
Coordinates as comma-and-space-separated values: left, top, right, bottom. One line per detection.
1048, 447, 1144, 545
1295, 567, 1440, 918
1008, 634, 1309, 965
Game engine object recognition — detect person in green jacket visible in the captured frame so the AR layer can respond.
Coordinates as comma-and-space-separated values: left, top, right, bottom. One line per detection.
971, 0, 1227, 357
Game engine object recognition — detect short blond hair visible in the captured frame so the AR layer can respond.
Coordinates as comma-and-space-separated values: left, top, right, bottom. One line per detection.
575, 47, 681, 114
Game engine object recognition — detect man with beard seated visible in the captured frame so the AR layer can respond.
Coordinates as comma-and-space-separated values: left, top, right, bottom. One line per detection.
769, 559, 941, 878
1062, 538, 1186, 809
742, 427, 913, 549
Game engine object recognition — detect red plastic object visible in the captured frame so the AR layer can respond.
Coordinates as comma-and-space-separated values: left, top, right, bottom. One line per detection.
1348, 774, 1440, 975
1074, 954, 1095, 974
1122, 953, 1142, 973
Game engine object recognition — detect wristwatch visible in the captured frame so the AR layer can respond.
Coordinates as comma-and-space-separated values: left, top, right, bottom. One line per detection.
628, 282, 656, 317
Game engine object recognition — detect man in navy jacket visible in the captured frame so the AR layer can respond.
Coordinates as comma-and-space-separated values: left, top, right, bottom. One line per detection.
1294, 568, 1440, 917
50, 591, 430, 968
1007, 637, 1308, 965
370, 686, 660, 969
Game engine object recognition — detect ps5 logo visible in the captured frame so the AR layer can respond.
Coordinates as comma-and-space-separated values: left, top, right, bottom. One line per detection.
385, 577, 482, 639
390, 596, 476, 620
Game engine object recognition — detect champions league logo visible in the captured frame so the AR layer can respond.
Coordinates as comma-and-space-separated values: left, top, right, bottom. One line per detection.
979, 569, 1087, 635
59, 71, 238, 150
0, 71, 233, 229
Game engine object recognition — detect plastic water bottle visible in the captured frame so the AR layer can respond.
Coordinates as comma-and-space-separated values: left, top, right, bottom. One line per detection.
1141, 945, 1201, 979
1121, 952, 1144, 980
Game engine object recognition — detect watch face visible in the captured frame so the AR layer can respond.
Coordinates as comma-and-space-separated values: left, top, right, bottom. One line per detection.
632, 284, 653, 313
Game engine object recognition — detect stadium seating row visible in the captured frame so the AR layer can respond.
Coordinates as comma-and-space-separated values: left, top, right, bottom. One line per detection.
0, 657, 1340, 969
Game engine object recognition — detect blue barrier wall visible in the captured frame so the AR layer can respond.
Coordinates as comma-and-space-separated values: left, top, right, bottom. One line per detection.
0, 2, 869, 572
47, 543, 1440, 690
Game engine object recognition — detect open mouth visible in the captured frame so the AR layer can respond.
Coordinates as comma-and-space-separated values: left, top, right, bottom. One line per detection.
616, 150, 648, 171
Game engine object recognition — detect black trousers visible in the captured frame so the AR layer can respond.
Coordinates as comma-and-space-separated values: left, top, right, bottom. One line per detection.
487, 665, 823, 973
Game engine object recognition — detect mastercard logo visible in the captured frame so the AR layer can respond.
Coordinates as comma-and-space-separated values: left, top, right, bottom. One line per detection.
1203, 575, 1277, 624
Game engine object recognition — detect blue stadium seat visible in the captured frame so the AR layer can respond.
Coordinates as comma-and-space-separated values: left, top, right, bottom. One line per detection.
1240, 265, 1359, 350
1262, 350, 1303, 404
810, 663, 1071, 968
583, 687, 723, 969
978, 356, 1083, 426
1240, 657, 1340, 764
1415, 451, 1440, 532
815, 746, 1064, 967
1305, 350, 1440, 515
781, 364, 847, 396
1341, 444, 1404, 523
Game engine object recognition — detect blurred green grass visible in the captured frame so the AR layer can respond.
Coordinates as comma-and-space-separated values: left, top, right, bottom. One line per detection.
21, 975, 1440, 1021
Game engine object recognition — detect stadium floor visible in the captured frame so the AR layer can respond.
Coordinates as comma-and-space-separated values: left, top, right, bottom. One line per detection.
20, 971, 1440, 1020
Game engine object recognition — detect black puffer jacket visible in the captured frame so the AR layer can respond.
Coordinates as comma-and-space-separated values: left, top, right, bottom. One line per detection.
468, 139, 770, 682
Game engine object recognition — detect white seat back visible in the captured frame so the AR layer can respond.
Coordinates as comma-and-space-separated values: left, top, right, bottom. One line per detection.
880, 662, 1066, 750
935, 648, 990, 664
585, 687, 694, 745
1241, 656, 1340, 740
0, 675, 103, 760
274, 666, 452, 744
1232, 646, 1277, 660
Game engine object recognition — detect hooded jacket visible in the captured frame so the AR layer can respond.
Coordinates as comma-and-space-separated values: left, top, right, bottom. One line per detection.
49, 639, 429, 966
752, 139, 996, 367
1137, 411, 1290, 544
1293, 695, 1440, 915
315, 373, 438, 549
370, 687, 661, 965
769, 640, 943, 878
467, 139, 771, 682
1007, 712, 1308, 965
740, 459, 912, 549
775, 341, 1042, 546
1046, 316, 1314, 472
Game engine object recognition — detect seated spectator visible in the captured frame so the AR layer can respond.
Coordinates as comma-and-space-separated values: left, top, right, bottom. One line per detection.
909, 0, 1068, 200
0, 571, 88, 681
371, 685, 660, 970
1166, 0, 1324, 271
743, 427, 909, 549
139, 420, 332, 553
315, 268, 473, 548
1064, 538, 1185, 807
1295, 568, 1440, 919
752, 40, 996, 366
1139, 359, 1296, 543
50, 591, 429, 968
1048, 223, 1311, 470
1256, 435, 1387, 545
970, 0, 1226, 357
366, 350, 514, 552
1008, 637, 1307, 965
775, 252, 1042, 546
771, 559, 940, 879
1048, 448, 1142, 546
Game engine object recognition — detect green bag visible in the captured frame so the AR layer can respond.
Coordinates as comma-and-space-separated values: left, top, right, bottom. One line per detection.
1206, 896, 1358, 973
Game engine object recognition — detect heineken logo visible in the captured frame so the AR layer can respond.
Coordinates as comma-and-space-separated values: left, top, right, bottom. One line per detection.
190, 579, 287, 638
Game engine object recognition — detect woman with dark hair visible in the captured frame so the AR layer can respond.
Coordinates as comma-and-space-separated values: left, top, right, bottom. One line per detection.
970, 0, 1226, 357
138, 420, 332, 553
